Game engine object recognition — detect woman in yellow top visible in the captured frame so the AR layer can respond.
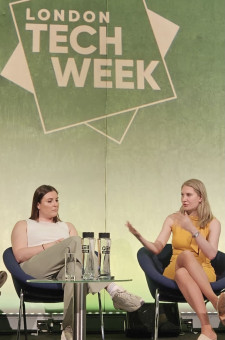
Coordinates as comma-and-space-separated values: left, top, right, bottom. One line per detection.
126, 179, 225, 340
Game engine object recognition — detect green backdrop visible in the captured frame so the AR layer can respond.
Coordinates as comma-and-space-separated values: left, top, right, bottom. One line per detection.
0, 0, 224, 314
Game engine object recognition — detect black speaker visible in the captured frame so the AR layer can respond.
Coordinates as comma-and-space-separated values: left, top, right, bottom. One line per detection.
125, 303, 181, 338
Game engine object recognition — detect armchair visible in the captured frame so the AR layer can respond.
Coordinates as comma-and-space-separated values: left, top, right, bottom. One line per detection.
137, 244, 225, 340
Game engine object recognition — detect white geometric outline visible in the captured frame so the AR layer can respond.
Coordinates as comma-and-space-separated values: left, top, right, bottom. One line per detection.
3, 0, 179, 144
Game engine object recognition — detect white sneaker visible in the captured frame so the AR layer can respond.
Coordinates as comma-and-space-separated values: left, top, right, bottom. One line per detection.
61, 326, 73, 340
112, 286, 144, 312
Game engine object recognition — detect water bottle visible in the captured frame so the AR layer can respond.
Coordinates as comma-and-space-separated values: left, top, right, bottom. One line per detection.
98, 232, 111, 279
82, 232, 95, 280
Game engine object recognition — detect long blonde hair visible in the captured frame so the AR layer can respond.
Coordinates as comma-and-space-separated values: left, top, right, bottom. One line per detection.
180, 179, 213, 228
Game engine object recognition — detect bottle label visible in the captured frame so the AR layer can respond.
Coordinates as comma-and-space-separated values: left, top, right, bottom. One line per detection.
82, 245, 89, 253
102, 245, 110, 254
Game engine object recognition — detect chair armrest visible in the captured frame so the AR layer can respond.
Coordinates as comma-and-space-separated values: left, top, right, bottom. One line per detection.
137, 247, 179, 290
211, 251, 225, 280
3, 247, 62, 291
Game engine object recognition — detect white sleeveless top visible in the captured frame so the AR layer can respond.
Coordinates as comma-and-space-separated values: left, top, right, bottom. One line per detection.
26, 219, 70, 247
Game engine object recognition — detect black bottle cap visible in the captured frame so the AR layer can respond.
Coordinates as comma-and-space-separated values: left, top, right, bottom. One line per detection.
82, 232, 94, 238
99, 232, 110, 238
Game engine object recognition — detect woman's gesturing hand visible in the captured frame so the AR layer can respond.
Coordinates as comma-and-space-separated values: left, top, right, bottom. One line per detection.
171, 212, 194, 233
126, 221, 142, 240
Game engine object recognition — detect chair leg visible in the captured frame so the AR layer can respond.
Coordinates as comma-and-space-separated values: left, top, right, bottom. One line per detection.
17, 290, 28, 340
154, 289, 160, 340
22, 298, 28, 340
17, 290, 22, 340
98, 292, 105, 340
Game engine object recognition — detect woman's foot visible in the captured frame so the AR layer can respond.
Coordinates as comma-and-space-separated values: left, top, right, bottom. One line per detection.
106, 284, 144, 312
217, 292, 225, 325
0, 271, 7, 288
112, 287, 144, 312
198, 334, 217, 340
61, 326, 72, 340
199, 325, 217, 340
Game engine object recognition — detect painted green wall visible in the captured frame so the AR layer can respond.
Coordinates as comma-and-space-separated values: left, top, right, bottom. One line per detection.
0, 0, 224, 313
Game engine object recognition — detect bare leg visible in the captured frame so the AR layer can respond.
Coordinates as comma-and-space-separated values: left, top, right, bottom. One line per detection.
175, 251, 217, 340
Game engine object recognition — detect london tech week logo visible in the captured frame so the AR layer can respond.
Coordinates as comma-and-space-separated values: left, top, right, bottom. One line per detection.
1, 0, 179, 144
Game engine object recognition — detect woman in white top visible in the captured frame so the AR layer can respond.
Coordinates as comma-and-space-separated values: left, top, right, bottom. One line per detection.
11, 185, 143, 340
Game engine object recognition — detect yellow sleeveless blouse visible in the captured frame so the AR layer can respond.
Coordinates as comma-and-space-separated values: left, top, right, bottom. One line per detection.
163, 215, 216, 282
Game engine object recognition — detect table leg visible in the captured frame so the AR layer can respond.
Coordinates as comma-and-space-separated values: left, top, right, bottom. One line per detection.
73, 282, 88, 340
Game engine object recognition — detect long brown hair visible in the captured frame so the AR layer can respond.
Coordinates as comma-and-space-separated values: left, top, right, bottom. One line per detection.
30, 185, 60, 222
180, 179, 213, 228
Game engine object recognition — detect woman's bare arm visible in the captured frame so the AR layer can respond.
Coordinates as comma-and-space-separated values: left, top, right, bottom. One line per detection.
171, 213, 221, 260
11, 220, 66, 263
66, 222, 78, 236
126, 216, 173, 254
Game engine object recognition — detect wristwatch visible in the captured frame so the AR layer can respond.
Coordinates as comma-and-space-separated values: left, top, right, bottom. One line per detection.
192, 231, 200, 238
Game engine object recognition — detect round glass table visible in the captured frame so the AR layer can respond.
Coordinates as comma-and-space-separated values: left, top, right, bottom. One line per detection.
27, 278, 132, 340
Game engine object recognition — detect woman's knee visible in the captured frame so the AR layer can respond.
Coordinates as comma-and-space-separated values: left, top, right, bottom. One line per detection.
174, 267, 188, 283
175, 250, 197, 273
177, 250, 194, 264
64, 236, 82, 253
69, 235, 81, 242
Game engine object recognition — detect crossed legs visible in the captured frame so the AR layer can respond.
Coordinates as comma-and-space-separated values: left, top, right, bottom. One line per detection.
174, 251, 218, 340
21, 236, 106, 329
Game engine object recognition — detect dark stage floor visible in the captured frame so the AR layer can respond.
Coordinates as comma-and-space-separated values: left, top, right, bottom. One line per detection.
0, 332, 225, 340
